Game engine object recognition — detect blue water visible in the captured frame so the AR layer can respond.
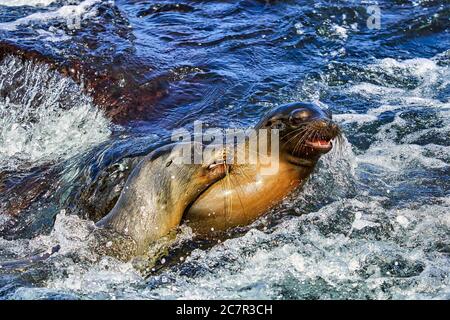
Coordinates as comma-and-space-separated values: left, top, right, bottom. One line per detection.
0, 0, 449, 299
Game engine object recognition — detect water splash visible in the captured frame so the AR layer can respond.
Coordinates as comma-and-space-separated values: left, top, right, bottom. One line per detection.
0, 55, 111, 171
0, 0, 101, 32
0, 0, 56, 6
0, 0, 449, 300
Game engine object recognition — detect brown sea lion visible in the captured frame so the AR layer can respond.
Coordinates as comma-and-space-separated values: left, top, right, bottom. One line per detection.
184, 102, 342, 233
0, 142, 229, 267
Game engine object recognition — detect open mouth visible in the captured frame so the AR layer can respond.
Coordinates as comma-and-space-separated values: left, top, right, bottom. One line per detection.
305, 138, 333, 151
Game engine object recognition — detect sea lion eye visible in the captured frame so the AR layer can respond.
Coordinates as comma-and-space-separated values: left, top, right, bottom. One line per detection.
289, 109, 311, 124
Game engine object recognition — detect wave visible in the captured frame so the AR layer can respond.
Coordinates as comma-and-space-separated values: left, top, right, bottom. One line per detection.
0, 55, 110, 171
0, 0, 56, 7
0, 0, 100, 32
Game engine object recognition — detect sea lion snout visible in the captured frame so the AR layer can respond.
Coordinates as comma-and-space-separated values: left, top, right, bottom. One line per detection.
258, 102, 341, 157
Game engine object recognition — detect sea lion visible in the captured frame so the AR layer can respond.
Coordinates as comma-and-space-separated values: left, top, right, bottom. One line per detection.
184, 102, 342, 233
0, 142, 229, 268
70, 102, 341, 255
79, 102, 342, 239
96, 142, 228, 256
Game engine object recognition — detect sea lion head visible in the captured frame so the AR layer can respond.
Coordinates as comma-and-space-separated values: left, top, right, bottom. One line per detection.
179, 143, 229, 196
256, 102, 342, 165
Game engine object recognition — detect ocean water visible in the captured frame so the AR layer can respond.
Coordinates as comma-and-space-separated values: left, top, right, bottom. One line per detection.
0, 0, 448, 300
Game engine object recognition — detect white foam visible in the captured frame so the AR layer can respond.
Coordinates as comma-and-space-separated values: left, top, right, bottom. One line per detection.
4, 158, 448, 300
347, 82, 406, 98
36, 28, 72, 42
358, 143, 449, 171
0, 0, 100, 31
0, 55, 110, 170
131, 197, 449, 299
0, 0, 55, 6
339, 56, 450, 148
334, 113, 378, 125
0, 214, 9, 226
0, 211, 108, 265
331, 24, 348, 40
294, 22, 304, 35
377, 57, 439, 78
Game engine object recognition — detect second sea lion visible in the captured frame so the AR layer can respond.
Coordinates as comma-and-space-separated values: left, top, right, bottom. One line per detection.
97, 142, 228, 256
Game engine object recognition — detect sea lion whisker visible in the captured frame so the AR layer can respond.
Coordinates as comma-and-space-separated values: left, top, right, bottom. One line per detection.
290, 128, 310, 154
235, 165, 253, 184
220, 174, 228, 220
222, 170, 231, 220
282, 127, 310, 149
282, 126, 310, 143
225, 172, 234, 221
297, 129, 314, 153
294, 127, 314, 154
228, 174, 247, 215
281, 125, 308, 142
235, 165, 259, 194
300, 128, 317, 152
282, 126, 307, 139
184, 102, 342, 237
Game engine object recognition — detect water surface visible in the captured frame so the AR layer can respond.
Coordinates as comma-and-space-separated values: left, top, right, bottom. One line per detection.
0, 0, 449, 299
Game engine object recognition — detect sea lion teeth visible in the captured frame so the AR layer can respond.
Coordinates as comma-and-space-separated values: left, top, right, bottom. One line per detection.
306, 139, 332, 148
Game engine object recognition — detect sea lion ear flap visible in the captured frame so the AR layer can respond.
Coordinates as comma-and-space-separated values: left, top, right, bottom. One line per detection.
324, 108, 333, 119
